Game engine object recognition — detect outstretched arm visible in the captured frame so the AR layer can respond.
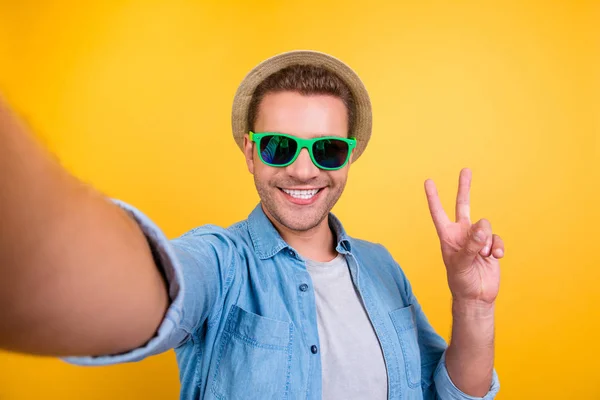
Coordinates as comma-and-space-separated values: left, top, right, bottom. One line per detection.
0, 96, 168, 357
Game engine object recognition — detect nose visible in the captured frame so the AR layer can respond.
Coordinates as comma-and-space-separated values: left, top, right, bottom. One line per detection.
286, 148, 320, 181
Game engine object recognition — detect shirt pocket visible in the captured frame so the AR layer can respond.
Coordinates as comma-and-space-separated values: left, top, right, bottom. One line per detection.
390, 304, 422, 390
210, 304, 293, 400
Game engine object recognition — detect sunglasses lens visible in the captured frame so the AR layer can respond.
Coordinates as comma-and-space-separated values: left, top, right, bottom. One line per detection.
312, 139, 349, 169
259, 135, 298, 165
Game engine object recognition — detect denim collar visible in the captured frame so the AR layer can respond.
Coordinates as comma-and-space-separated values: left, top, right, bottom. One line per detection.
247, 203, 353, 260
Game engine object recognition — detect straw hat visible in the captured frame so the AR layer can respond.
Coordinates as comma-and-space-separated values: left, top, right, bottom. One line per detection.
231, 50, 372, 162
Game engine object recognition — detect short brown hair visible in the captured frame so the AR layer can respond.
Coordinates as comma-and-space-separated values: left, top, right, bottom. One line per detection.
247, 64, 356, 135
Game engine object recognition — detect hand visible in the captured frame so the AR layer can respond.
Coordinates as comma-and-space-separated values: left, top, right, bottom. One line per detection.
424, 168, 503, 305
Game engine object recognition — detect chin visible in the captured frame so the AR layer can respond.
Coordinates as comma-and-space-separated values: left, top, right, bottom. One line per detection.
274, 207, 326, 231
282, 216, 325, 232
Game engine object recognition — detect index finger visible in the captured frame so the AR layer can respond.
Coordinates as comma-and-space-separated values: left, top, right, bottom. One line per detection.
425, 179, 450, 236
455, 168, 472, 223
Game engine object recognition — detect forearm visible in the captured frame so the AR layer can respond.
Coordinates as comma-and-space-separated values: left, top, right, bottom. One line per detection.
445, 300, 495, 397
0, 97, 168, 357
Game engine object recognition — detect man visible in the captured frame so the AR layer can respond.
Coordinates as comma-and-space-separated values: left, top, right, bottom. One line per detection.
0, 50, 503, 399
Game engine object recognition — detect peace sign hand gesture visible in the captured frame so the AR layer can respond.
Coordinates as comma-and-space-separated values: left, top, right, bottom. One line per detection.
425, 168, 504, 305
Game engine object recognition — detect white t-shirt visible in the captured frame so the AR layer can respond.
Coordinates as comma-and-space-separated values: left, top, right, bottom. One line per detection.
306, 253, 388, 400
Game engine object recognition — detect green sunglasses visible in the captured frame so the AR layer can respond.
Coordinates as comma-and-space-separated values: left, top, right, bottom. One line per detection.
249, 131, 356, 171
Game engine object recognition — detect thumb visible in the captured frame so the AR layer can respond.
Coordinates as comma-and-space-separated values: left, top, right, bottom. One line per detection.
459, 225, 487, 264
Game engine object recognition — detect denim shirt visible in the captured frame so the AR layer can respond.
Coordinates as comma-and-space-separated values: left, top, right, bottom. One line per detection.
65, 201, 500, 400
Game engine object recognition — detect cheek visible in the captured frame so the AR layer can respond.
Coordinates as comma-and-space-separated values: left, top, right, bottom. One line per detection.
328, 169, 349, 185
253, 163, 278, 185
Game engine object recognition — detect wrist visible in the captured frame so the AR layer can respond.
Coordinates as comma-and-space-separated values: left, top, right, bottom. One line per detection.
452, 298, 495, 320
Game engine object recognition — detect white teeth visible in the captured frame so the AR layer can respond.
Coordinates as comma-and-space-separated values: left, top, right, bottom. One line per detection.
282, 188, 319, 200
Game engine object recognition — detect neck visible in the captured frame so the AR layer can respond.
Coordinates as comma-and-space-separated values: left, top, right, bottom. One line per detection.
264, 208, 338, 262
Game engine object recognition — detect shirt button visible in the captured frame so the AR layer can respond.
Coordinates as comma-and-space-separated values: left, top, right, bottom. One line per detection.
288, 249, 295, 257
311, 345, 318, 354
299, 283, 309, 292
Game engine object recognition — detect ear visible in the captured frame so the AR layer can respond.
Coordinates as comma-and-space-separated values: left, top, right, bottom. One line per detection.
243, 134, 255, 174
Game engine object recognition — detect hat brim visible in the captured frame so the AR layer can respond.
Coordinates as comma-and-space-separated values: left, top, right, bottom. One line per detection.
231, 50, 372, 162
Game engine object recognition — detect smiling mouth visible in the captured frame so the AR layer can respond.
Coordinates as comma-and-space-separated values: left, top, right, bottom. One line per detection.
280, 188, 321, 200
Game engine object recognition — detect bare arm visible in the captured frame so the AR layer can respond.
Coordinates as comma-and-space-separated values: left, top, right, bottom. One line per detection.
446, 300, 495, 396
0, 96, 168, 357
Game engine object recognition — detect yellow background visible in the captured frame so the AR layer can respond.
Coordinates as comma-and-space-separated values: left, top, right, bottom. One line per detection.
0, 1, 598, 399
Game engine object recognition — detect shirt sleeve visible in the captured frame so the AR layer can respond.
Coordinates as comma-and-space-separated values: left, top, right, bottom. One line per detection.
433, 350, 500, 400
62, 199, 237, 366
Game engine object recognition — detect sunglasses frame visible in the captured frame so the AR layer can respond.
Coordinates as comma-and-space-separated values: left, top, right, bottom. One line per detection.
249, 131, 356, 171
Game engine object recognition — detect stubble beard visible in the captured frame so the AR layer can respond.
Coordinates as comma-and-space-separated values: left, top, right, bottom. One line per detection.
254, 176, 346, 233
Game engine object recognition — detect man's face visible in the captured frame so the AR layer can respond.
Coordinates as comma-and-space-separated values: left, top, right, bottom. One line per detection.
243, 91, 352, 232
